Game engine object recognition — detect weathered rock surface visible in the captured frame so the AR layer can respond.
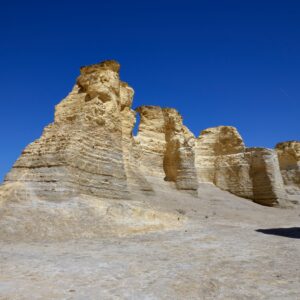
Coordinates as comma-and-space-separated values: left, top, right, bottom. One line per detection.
0, 181, 183, 241
276, 141, 300, 196
1, 182, 300, 299
119, 83, 153, 193
135, 106, 198, 192
195, 126, 287, 206
0, 58, 299, 236
246, 147, 287, 206
3, 61, 199, 204
5, 61, 129, 200
1, 59, 300, 299
195, 126, 246, 184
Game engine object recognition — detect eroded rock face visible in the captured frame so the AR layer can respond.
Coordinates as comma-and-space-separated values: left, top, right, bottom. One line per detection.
1, 59, 298, 208
135, 106, 198, 192
3, 61, 198, 202
5, 60, 129, 200
195, 126, 245, 183
135, 106, 167, 179
276, 141, 300, 195
119, 84, 153, 193
246, 148, 286, 206
195, 126, 287, 206
162, 108, 198, 191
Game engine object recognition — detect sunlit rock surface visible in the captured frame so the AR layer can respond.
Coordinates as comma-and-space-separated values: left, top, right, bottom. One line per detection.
0, 59, 300, 299
195, 126, 288, 206
0, 59, 299, 243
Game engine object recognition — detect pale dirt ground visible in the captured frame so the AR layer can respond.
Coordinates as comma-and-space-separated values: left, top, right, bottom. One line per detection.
0, 180, 300, 299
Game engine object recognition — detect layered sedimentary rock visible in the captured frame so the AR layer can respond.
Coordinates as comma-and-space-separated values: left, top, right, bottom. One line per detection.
5, 61, 129, 200
135, 106, 198, 191
276, 141, 300, 195
0, 181, 184, 241
246, 147, 286, 206
195, 126, 287, 206
195, 126, 246, 184
135, 106, 167, 179
162, 108, 198, 191
1, 59, 298, 208
3, 60, 198, 203
119, 83, 153, 193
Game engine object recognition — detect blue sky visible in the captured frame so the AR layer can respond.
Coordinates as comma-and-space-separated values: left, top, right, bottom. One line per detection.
0, 0, 300, 181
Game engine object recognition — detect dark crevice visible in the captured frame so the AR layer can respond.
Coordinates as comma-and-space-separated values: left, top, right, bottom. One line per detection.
163, 112, 180, 182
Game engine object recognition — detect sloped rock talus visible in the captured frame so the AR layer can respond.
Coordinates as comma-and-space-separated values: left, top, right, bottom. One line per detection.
1, 59, 298, 207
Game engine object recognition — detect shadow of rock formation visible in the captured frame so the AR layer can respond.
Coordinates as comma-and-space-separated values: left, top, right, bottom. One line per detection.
256, 227, 300, 239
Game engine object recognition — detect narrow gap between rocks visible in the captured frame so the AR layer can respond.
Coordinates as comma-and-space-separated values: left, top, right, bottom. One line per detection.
132, 112, 141, 136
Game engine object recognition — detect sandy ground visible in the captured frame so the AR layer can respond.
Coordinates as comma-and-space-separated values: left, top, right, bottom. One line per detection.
0, 181, 300, 299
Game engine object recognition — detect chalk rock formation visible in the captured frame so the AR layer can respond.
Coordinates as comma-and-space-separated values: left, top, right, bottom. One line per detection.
195, 126, 287, 206
195, 126, 245, 184
135, 106, 198, 192
3, 60, 198, 203
5, 61, 130, 200
119, 83, 153, 193
276, 141, 300, 195
0, 59, 298, 210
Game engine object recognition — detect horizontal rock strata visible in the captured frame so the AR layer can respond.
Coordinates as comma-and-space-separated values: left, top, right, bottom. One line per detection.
1, 60, 298, 207
6, 61, 130, 200
195, 126, 287, 206
135, 106, 198, 192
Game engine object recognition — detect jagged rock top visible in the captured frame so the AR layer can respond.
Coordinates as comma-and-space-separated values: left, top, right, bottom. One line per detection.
276, 141, 300, 159
197, 126, 245, 155
80, 60, 120, 73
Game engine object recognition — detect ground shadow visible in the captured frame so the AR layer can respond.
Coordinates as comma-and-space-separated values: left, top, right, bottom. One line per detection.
256, 227, 300, 239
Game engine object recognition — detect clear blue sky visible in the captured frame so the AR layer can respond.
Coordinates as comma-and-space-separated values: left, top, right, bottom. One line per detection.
1, 0, 299, 182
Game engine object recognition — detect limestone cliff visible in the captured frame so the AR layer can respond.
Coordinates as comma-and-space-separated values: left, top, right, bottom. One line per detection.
119, 84, 153, 193
3, 61, 198, 202
1, 59, 298, 208
5, 61, 129, 200
195, 126, 287, 206
135, 106, 198, 192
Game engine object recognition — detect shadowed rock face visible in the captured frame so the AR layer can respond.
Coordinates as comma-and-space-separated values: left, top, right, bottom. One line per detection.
135, 106, 198, 192
246, 148, 286, 206
1, 60, 297, 207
